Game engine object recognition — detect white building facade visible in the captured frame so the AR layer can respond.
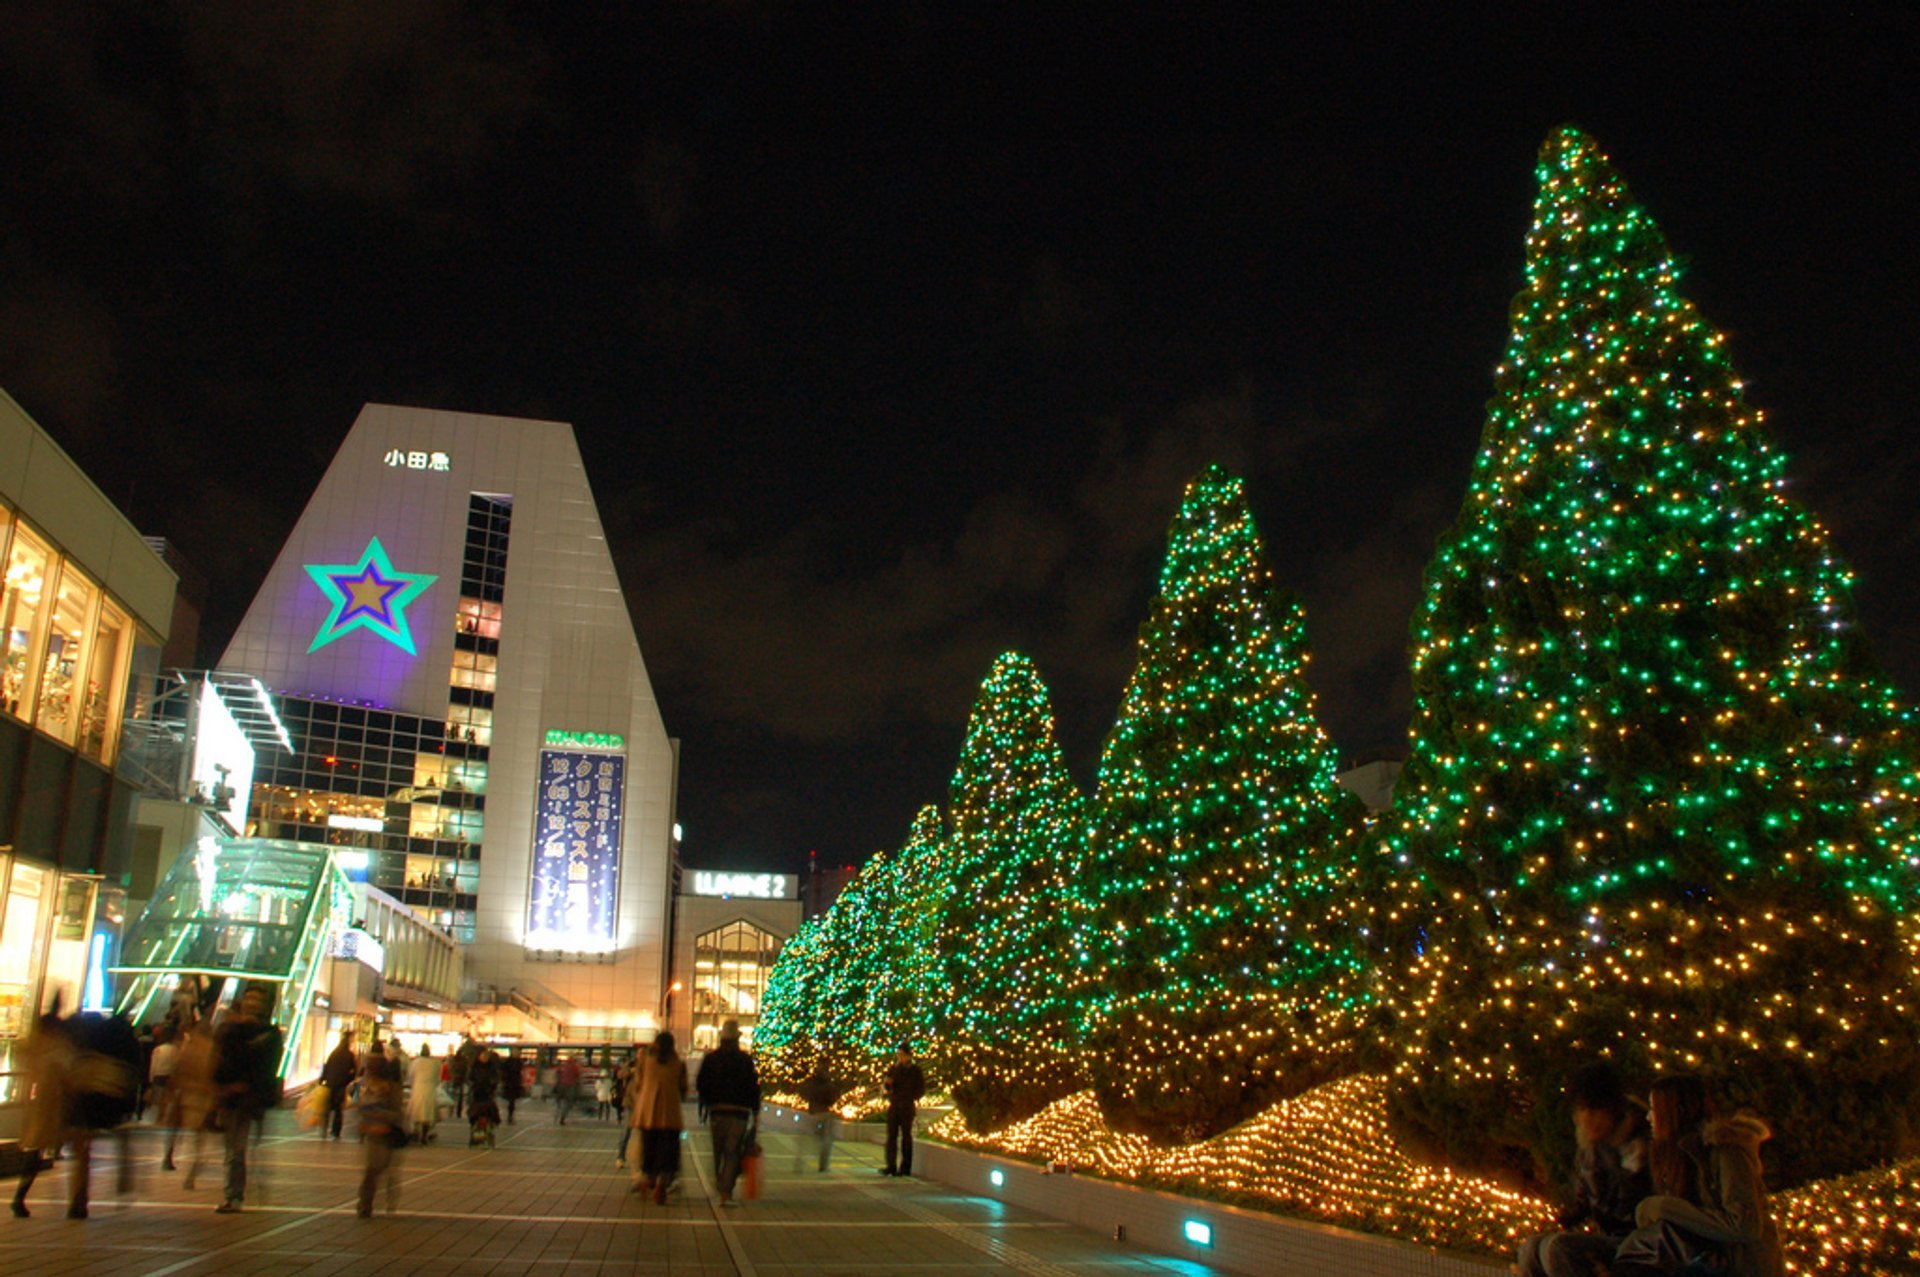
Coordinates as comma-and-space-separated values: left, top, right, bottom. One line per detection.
219, 404, 677, 1040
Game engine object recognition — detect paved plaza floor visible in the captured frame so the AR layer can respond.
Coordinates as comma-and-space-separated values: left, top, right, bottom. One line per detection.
3, 1107, 1224, 1276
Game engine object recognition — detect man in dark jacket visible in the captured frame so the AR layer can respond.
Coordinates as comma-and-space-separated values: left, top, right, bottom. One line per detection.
695, 1020, 760, 1205
212, 985, 285, 1213
882, 1045, 927, 1177
1516, 1061, 1651, 1277
320, 1028, 357, 1139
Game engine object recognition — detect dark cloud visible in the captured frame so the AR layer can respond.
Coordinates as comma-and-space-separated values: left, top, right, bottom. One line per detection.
619, 379, 1406, 769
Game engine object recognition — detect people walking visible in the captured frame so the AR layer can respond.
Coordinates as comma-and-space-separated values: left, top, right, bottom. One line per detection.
211, 985, 284, 1213
10, 997, 74, 1218
356, 1051, 405, 1218
467, 1047, 502, 1148
594, 1068, 614, 1120
695, 1020, 760, 1207
172, 1021, 216, 1182
502, 1054, 526, 1124
406, 1044, 441, 1143
320, 1028, 357, 1140
554, 1055, 582, 1124
147, 1026, 179, 1123
796, 1064, 840, 1172
882, 1045, 926, 1178
629, 1032, 690, 1203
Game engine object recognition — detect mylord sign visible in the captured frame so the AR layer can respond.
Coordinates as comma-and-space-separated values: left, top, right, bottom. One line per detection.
690, 871, 794, 900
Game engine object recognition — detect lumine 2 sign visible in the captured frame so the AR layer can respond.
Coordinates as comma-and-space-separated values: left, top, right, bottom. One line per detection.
691, 871, 791, 899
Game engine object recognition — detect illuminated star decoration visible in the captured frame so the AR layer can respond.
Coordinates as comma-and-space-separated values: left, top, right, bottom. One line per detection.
304, 536, 438, 655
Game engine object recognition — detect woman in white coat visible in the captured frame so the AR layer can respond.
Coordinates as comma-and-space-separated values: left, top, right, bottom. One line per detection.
406, 1044, 442, 1143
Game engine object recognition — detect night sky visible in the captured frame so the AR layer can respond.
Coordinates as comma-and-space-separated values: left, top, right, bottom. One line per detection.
4, 6, 1916, 874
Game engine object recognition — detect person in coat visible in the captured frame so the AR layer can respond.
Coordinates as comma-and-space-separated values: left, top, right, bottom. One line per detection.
172, 1020, 217, 1185
319, 1028, 358, 1140
882, 1044, 926, 1177
1612, 1074, 1785, 1277
406, 1043, 441, 1143
694, 1020, 760, 1206
1515, 1062, 1651, 1277
355, 1051, 405, 1217
628, 1031, 690, 1202
211, 985, 284, 1213
501, 1053, 526, 1124
9, 997, 74, 1218
466, 1048, 503, 1148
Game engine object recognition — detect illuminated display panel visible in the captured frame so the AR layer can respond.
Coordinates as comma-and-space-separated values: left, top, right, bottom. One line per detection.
526, 748, 625, 951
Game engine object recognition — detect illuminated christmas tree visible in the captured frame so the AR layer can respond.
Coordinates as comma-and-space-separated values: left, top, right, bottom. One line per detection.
1078, 464, 1367, 1143
1385, 127, 1920, 1187
755, 915, 830, 1084
928, 652, 1088, 1131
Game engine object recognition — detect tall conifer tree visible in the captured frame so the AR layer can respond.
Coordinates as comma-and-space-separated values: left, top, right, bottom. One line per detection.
1386, 127, 1920, 1186
929, 652, 1088, 1131
1077, 465, 1366, 1143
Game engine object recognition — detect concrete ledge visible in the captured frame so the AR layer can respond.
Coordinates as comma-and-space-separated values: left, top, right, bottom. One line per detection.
763, 1105, 1502, 1277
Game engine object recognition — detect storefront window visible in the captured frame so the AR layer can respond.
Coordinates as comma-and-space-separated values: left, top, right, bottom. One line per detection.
36, 560, 100, 745
0, 524, 53, 721
690, 919, 780, 1049
0, 861, 50, 1099
79, 601, 131, 763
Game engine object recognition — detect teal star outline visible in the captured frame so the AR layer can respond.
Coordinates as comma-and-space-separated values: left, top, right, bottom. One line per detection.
304, 535, 438, 655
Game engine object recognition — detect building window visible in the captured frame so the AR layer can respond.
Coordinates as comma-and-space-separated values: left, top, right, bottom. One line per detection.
35, 559, 101, 746
79, 601, 132, 763
1, 522, 53, 721
449, 649, 496, 692
690, 919, 782, 1050
455, 598, 502, 640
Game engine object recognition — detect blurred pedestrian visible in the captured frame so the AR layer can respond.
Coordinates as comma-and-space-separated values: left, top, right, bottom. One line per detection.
173, 1020, 217, 1182
147, 1026, 179, 1122
467, 1047, 502, 1148
407, 1043, 440, 1143
211, 985, 284, 1213
695, 1020, 760, 1207
9, 995, 74, 1218
796, 1064, 840, 1172
882, 1045, 926, 1177
554, 1055, 582, 1124
502, 1054, 526, 1124
629, 1032, 689, 1202
356, 1052, 405, 1217
320, 1028, 357, 1140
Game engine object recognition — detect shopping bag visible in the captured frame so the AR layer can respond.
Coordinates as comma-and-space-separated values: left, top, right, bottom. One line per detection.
742, 1130, 764, 1200
299, 1083, 330, 1129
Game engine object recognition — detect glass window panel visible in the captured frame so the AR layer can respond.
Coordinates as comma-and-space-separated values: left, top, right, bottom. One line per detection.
36, 560, 99, 744
1, 524, 54, 721
79, 602, 132, 762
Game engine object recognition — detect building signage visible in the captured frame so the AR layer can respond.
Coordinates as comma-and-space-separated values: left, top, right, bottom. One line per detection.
690, 871, 793, 900
305, 536, 438, 655
543, 728, 624, 751
526, 748, 626, 951
382, 449, 451, 471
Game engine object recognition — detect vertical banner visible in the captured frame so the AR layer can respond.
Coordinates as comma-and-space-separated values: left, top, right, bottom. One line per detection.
527, 748, 625, 950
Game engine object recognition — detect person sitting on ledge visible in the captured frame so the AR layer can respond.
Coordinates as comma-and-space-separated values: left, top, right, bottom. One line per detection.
1515, 1061, 1649, 1277
1610, 1073, 1783, 1277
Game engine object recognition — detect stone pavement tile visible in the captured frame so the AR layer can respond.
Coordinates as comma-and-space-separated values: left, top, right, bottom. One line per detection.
5, 1107, 1226, 1277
